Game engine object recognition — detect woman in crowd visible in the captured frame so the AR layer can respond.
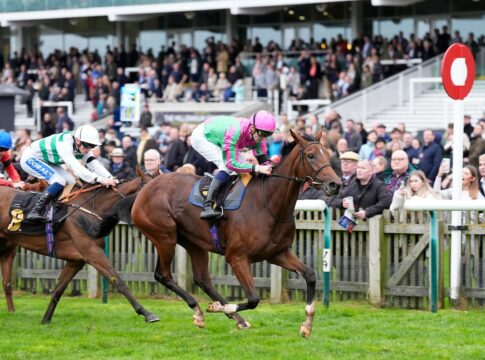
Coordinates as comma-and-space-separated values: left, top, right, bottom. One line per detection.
434, 165, 484, 201
390, 170, 439, 212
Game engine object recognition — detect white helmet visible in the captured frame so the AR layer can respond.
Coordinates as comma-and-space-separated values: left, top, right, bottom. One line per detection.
73, 124, 101, 146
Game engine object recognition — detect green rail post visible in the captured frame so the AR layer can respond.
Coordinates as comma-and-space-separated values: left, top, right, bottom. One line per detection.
429, 211, 438, 313
323, 207, 331, 307
102, 235, 109, 304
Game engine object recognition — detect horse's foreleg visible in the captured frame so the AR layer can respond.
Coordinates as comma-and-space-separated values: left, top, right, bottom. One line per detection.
86, 245, 159, 323
187, 247, 250, 329
268, 249, 316, 338
152, 242, 206, 328
41, 260, 84, 324
207, 257, 260, 316
0, 246, 17, 313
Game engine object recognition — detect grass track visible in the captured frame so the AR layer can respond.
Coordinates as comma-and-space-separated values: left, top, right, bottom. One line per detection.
1, 294, 485, 359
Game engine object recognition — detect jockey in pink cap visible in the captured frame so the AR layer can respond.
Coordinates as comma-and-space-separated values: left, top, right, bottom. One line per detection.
191, 110, 276, 220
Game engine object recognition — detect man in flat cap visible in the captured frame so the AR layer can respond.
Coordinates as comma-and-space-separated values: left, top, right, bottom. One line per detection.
340, 151, 359, 188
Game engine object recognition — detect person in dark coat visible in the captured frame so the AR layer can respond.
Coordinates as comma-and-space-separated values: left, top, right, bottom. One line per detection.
121, 135, 138, 169
108, 148, 135, 180
329, 160, 391, 220
417, 129, 443, 183
163, 127, 187, 172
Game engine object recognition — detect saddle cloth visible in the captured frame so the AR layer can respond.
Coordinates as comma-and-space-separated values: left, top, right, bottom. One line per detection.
189, 173, 251, 210
7, 192, 67, 235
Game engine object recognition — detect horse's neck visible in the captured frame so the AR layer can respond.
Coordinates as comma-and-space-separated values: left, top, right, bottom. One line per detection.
262, 151, 302, 218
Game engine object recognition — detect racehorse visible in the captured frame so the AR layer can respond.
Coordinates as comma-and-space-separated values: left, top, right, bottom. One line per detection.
85, 129, 340, 336
0, 171, 159, 324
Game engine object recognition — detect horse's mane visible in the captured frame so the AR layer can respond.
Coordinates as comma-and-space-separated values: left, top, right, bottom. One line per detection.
273, 134, 316, 171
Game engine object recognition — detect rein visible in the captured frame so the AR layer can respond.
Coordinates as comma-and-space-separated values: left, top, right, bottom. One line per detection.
262, 141, 332, 223
54, 177, 142, 224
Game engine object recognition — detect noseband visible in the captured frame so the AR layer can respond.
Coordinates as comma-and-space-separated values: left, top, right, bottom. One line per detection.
270, 141, 331, 187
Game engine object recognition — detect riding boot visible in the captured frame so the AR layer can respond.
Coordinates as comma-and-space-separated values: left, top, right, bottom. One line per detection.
26, 190, 55, 222
200, 178, 224, 220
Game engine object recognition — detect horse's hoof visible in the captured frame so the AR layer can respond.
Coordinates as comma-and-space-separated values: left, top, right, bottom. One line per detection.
193, 316, 206, 328
41, 319, 51, 325
207, 301, 222, 313
145, 313, 160, 323
299, 324, 312, 338
236, 321, 251, 329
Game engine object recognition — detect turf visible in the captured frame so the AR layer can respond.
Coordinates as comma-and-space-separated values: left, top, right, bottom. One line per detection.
1, 294, 485, 359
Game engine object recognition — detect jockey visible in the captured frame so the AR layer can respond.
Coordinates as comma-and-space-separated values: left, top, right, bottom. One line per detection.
191, 110, 275, 220
20, 124, 119, 222
0, 131, 25, 189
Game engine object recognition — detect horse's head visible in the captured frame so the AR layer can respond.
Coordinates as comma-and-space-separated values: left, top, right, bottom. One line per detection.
289, 129, 341, 195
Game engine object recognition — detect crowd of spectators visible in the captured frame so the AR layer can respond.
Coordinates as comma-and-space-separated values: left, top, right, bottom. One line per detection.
0, 27, 482, 127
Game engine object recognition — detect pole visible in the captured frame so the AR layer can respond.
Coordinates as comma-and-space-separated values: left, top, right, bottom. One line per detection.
323, 207, 331, 307
429, 211, 438, 313
102, 235, 109, 304
450, 99, 464, 303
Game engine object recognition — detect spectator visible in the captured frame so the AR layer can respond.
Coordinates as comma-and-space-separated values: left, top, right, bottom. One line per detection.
418, 129, 443, 183
143, 148, 162, 178
339, 151, 359, 187
344, 119, 362, 153
467, 124, 485, 168
121, 135, 137, 169
41, 113, 56, 138
369, 137, 387, 161
139, 103, 153, 128
372, 156, 387, 181
359, 130, 377, 160
137, 127, 158, 166
464, 115, 474, 138
330, 138, 348, 177
108, 148, 135, 180
383, 150, 415, 195
55, 107, 74, 133
434, 165, 484, 201
163, 127, 187, 172
390, 170, 439, 212
329, 160, 391, 220
91, 146, 110, 171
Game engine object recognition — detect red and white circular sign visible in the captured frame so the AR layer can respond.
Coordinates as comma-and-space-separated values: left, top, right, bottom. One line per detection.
441, 43, 476, 100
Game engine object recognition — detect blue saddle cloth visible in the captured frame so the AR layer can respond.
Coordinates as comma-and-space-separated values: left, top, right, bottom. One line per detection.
189, 176, 248, 211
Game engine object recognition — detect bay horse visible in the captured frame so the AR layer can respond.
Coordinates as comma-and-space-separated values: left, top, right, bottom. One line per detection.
0, 172, 159, 324
129, 129, 340, 336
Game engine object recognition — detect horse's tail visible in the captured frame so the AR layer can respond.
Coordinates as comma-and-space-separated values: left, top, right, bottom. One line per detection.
78, 194, 137, 239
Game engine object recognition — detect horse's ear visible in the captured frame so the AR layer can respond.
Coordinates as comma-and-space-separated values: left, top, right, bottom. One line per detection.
136, 166, 144, 177
316, 128, 323, 141
290, 129, 303, 144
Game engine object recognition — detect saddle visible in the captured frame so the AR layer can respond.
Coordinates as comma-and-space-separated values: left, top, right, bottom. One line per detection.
7, 192, 67, 235
189, 173, 252, 211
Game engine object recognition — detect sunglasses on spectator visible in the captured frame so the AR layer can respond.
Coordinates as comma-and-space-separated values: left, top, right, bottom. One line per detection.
255, 129, 273, 138
80, 142, 96, 149
0, 147, 9, 152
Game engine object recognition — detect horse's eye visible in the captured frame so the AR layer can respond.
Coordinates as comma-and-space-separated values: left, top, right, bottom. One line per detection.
307, 153, 314, 159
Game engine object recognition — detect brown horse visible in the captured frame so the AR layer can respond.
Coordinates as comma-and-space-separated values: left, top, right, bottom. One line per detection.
0, 173, 159, 324
126, 129, 340, 336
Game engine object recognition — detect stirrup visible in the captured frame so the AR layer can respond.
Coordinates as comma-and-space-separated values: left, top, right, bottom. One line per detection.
200, 205, 224, 220
26, 212, 48, 222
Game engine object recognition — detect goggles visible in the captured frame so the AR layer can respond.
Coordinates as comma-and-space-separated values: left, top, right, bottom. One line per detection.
255, 129, 273, 138
80, 141, 96, 149
0, 147, 9, 152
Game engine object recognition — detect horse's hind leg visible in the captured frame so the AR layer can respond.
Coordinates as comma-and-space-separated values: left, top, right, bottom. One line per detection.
85, 245, 159, 323
186, 245, 250, 329
41, 260, 85, 324
66, 221, 158, 323
0, 245, 17, 312
268, 249, 316, 338
151, 239, 206, 328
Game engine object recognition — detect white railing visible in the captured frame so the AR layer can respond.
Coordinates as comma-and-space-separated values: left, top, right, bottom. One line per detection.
308, 54, 443, 126
409, 77, 442, 116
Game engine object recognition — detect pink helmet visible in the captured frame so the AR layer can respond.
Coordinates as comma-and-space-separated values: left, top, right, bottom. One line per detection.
250, 111, 276, 133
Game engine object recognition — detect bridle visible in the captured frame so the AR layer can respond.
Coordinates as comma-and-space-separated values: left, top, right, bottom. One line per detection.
262, 141, 332, 222
269, 141, 331, 187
